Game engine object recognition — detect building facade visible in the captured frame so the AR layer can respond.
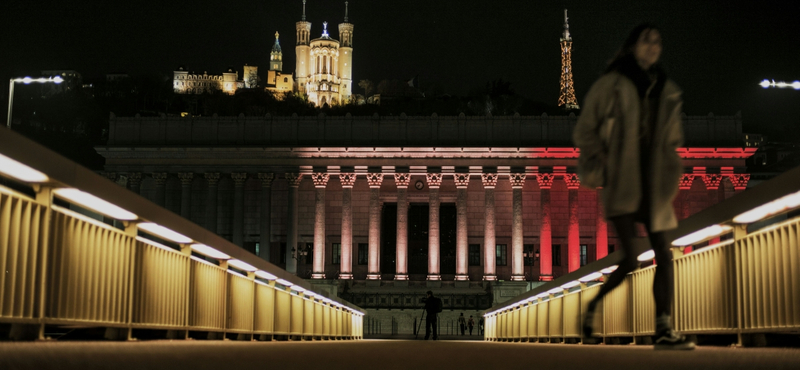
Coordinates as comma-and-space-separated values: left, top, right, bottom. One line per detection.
294, 1, 354, 106
98, 112, 753, 316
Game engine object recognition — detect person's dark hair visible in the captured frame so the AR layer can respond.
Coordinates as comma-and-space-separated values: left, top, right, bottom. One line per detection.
426, 290, 433, 296
606, 23, 667, 98
606, 23, 661, 74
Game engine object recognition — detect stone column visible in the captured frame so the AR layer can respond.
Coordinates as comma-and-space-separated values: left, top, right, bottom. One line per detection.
510, 173, 526, 280
426, 173, 443, 281
729, 174, 750, 194
481, 174, 498, 281
258, 173, 274, 262
702, 174, 723, 245
285, 173, 303, 275
128, 172, 142, 195
679, 174, 694, 220
366, 173, 384, 280
595, 189, 608, 260
311, 173, 329, 279
339, 173, 356, 280
152, 173, 168, 207
178, 172, 194, 219
394, 173, 411, 281
536, 173, 554, 281
565, 173, 581, 273
678, 174, 694, 253
232, 173, 248, 247
204, 173, 220, 234
454, 173, 470, 281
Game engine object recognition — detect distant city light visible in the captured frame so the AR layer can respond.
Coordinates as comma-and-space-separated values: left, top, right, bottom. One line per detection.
760, 79, 800, 89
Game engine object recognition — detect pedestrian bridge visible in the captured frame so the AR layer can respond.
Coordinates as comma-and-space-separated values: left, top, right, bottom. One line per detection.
2, 127, 800, 358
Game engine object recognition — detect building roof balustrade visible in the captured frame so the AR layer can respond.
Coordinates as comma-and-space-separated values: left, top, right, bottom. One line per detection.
106, 113, 745, 148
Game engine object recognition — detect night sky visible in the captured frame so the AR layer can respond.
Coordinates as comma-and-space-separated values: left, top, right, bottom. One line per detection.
3, 0, 800, 135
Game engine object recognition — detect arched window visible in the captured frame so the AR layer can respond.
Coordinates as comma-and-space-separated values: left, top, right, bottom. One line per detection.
284, 77, 288, 83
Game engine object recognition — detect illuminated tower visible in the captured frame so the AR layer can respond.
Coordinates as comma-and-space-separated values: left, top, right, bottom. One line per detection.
558, 9, 579, 110
270, 31, 283, 72
338, 1, 354, 102
267, 32, 283, 86
295, 0, 312, 94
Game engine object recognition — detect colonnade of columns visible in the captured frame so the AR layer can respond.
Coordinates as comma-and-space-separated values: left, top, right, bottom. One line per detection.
108, 168, 750, 281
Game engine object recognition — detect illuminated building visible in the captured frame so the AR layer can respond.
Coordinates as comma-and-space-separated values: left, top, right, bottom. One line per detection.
295, 0, 354, 106
266, 32, 295, 93
97, 112, 754, 320
557, 9, 579, 110
172, 67, 241, 95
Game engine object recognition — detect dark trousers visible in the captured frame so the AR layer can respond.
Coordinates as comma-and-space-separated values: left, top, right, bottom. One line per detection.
468, 325, 474, 335
460, 324, 465, 335
589, 214, 674, 318
425, 314, 438, 340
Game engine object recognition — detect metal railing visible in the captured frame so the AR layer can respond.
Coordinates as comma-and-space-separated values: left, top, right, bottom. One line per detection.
0, 127, 364, 340
483, 164, 800, 345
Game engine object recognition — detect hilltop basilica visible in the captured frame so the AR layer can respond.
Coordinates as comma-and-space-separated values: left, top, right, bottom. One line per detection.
172, 1, 353, 107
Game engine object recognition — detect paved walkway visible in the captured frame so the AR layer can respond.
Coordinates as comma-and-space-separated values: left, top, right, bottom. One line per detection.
2, 340, 800, 370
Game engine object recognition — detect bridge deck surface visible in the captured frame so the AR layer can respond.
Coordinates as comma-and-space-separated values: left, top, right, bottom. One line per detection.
2, 340, 800, 370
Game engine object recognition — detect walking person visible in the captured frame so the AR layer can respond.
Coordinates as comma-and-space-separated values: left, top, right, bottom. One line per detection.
457, 313, 466, 336
422, 291, 442, 340
573, 23, 694, 350
467, 315, 475, 336
478, 317, 484, 336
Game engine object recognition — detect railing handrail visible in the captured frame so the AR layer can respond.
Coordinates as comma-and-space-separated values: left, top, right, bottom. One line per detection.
0, 126, 363, 313
484, 163, 800, 313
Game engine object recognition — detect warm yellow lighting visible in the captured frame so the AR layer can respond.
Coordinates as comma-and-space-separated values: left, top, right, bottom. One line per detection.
228, 259, 257, 272
293, 286, 307, 293
560, 280, 580, 290
637, 250, 655, 262
672, 224, 732, 246
137, 222, 192, 243
255, 270, 277, 280
733, 190, 800, 224
600, 265, 618, 274
0, 153, 49, 183
135, 236, 174, 252
547, 287, 564, 294
53, 188, 137, 220
276, 278, 294, 287
190, 244, 230, 259
579, 272, 603, 282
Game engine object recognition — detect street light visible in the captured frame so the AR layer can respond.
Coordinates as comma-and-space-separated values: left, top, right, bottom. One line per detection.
7, 76, 64, 128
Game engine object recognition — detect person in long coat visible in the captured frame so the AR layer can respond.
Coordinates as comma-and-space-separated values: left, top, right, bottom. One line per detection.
573, 23, 694, 350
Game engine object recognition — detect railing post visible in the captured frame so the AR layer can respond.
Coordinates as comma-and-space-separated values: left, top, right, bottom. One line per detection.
732, 224, 747, 347
10, 185, 54, 341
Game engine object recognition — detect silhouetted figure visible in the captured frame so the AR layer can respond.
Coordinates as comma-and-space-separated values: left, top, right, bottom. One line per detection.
458, 313, 466, 335
423, 291, 442, 340
574, 23, 694, 350
467, 315, 475, 335
478, 317, 484, 336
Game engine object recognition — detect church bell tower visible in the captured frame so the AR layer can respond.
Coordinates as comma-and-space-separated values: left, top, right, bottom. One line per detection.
338, 1, 354, 102
295, 0, 312, 94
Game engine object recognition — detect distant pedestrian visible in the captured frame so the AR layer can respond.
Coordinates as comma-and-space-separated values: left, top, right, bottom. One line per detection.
457, 313, 466, 335
574, 23, 694, 350
422, 291, 442, 340
478, 318, 484, 336
467, 316, 475, 335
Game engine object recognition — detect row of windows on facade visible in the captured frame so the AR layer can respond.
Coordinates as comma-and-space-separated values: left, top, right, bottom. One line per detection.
251, 242, 614, 268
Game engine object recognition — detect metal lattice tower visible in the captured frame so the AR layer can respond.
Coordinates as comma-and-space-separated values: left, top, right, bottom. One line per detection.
558, 9, 579, 110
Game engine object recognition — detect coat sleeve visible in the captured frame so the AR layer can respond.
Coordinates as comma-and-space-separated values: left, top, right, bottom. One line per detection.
573, 75, 615, 158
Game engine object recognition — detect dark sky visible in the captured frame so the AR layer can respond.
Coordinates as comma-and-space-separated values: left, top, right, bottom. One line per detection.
3, 0, 800, 134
